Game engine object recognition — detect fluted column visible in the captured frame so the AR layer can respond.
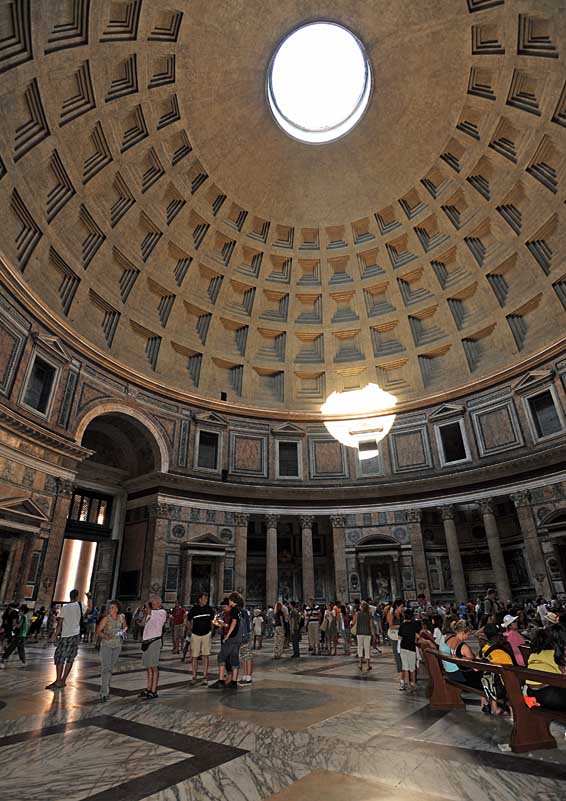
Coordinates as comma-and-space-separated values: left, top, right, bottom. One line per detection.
479, 498, 512, 604
36, 479, 74, 607
265, 514, 279, 607
406, 508, 431, 601
440, 505, 467, 603
300, 515, 315, 601
511, 491, 552, 597
234, 512, 250, 598
180, 551, 193, 606
330, 515, 347, 601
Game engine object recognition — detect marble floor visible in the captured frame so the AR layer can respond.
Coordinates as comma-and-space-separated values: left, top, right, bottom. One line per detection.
0, 637, 565, 801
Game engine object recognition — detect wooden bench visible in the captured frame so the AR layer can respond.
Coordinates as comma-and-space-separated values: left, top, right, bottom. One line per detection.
424, 648, 566, 753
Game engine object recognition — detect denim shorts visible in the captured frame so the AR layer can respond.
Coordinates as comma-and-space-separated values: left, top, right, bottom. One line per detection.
218, 637, 241, 669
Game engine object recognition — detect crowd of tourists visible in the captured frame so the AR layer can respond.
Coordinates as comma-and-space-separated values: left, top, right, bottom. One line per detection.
1, 588, 566, 713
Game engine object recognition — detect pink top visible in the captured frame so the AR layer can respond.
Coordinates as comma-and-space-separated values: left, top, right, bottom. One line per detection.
143, 608, 167, 640
505, 629, 526, 666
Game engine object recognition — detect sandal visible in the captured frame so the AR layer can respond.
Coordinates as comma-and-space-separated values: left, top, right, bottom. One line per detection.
139, 689, 150, 698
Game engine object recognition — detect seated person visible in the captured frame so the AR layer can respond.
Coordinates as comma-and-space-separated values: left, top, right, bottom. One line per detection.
525, 625, 566, 712
479, 623, 514, 715
502, 613, 527, 666
440, 620, 490, 712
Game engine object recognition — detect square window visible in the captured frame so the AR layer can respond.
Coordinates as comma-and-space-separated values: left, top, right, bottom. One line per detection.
197, 430, 219, 470
22, 356, 56, 414
278, 441, 299, 477
438, 421, 468, 464
165, 554, 180, 593
527, 390, 562, 439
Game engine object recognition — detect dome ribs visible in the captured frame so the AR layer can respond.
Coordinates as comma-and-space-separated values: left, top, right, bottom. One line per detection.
45, 0, 90, 54
59, 60, 96, 126
0, 0, 32, 75
13, 78, 50, 162
100, 0, 142, 43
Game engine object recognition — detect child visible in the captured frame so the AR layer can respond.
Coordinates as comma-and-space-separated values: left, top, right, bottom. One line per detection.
398, 608, 420, 691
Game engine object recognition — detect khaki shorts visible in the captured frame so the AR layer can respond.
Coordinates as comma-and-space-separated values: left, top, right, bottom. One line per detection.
191, 632, 211, 657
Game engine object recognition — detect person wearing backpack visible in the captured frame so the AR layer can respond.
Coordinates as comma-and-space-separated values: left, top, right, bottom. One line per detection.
238, 601, 253, 685
209, 592, 242, 689
0, 604, 31, 668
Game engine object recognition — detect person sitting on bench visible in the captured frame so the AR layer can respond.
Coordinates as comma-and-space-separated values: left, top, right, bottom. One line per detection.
479, 623, 515, 716
525, 625, 566, 712
440, 620, 489, 712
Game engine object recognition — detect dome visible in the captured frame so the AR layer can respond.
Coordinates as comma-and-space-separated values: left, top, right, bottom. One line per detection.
1, 0, 566, 417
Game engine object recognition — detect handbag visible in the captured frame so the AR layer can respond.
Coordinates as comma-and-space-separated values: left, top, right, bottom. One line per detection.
141, 636, 162, 652
388, 627, 399, 641
351, 621, 357, 636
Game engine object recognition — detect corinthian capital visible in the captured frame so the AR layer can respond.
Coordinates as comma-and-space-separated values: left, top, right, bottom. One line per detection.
479, 497, 494, 516
265, 513, 280, 529
440, 505, 455, 521
299, 515, 314, 529
235, 512, 250, 527
330, 515, 346, 528
406, 508, 422, 523
510, 491, 531, 508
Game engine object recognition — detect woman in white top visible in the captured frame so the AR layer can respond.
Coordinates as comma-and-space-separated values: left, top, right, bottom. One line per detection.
140, 597, 167, 699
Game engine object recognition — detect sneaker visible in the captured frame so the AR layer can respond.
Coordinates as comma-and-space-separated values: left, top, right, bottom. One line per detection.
227, 680, 238, 689
139, 689, 150, 698
100, 695, 108, 702
239, 677, 252, 685
201, 678, 209, 686
399, 681, 406, 691
208, 680, 225, 690
146, 691, 158, 700
190, 678, 199, 686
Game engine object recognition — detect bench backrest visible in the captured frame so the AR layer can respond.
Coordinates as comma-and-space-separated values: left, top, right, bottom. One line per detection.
426, 647, 566, 688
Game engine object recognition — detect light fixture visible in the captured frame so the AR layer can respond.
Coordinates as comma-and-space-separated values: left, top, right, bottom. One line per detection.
267, 21, 372, 144
321, 383, 397, 459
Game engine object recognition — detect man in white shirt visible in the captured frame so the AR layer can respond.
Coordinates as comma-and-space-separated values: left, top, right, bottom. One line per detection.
46, 589, 91, 690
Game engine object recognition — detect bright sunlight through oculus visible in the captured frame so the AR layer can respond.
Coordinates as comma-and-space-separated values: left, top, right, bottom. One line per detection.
267, 22, 372, 144
321, 384, 397, 461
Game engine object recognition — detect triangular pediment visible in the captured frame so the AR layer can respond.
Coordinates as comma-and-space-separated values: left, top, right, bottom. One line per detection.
513, 370, 554, 393
194, 411, 227, 427
0, 496, 49, 521
271, 422, 305, 437
429, 403, 465, 420
32, 333, 70, 362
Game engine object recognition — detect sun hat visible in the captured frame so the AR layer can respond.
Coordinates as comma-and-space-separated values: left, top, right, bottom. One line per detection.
545, 611, 560, 624
502, 614, 518, 628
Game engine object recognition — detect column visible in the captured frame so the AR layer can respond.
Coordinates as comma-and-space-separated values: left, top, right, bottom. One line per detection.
392, 555, 402, 600
265, 514, 279, 606
357, 555, 366, 599
217, 556, 225, 604
36, 479, 74, 607
511, 491, 552, 597
180, 550, 193, 606
330, 515, 348, 602
406, 508, 431, 601
300, 515, 315, 601
234, 512, 250, 598
140, 503, 170, 601
479, 498, 512, 604
440, 505, 467, 603
0, 538, 18, 603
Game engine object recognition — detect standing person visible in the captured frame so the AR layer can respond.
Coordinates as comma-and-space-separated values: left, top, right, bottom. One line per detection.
140, 597, 167, 700
252, 609, 264, 649
265, 605, 274, 638
46, 590, 91, 690
289, 601, 302, 658
387, 599, 405, 690
132, 606, 144, 640
238, 603, 254, 685
305, 597, 321, 656
124, 606, 133, 630
86, 605, 99, 644
1, 605, 31, 668
536, 596, 549, 625
96, 600, 127, 701
171, 600, 186, 655
398, 608, 420, 691
1, 604, 18, 653
481, 588, 500, 626
28, 606, 45, 642
209, 592, 242, 689
273, 601, 286, 659
187, 592, 215, 684
353, 601, 373, 671
326, 603, 338, 656
502, 613, 526, 666
339, 604, 351, 655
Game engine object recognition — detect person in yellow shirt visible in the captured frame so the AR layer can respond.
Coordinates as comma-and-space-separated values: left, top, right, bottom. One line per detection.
479, 623, 515, 715
525, 625, 566, 711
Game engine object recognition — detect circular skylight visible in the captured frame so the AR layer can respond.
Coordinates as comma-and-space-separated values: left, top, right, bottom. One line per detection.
267, 22, 372, 144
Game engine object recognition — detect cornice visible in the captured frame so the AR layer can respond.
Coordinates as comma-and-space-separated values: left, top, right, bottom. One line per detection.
0, 404, 93, 463
3, 255, 566, 423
